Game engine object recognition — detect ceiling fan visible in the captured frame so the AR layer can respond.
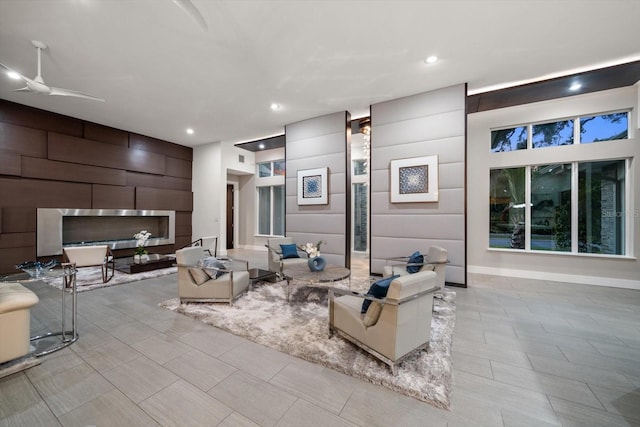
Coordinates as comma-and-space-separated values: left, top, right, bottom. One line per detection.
172, 0, 208, 31
0, 40, 105, 102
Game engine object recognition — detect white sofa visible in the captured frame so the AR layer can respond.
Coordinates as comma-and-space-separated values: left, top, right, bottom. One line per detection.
382, 246, 448, 290
175, 247, 250, 304
0, 281, 40, 364
329, 270, 438, 374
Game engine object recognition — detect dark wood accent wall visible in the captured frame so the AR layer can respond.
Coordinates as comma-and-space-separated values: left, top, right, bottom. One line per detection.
0, 99, 193, 273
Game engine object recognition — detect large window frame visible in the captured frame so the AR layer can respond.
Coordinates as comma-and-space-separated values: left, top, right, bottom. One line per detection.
489, 109, 633, 258
256, 159, 285, 237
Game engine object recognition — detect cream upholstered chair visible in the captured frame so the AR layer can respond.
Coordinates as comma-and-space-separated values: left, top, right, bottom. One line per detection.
188, 236, 218, 257
63, 245, 114, 286
329, 270, 438, 374
382, 246, 449, 290
265, 237, 308, 278
0, 282, 40, 363
175, 247, 249, 304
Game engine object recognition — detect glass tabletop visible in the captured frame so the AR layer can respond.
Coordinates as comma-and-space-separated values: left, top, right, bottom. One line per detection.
283, 264, 351, 284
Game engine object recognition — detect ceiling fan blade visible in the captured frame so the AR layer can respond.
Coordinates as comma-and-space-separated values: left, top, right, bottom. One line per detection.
172, 0, 208, 31
48, 86, 105, 102
0, 61, 29, 82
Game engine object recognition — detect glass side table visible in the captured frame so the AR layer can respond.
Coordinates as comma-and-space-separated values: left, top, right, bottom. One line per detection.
0, 262, 79, 357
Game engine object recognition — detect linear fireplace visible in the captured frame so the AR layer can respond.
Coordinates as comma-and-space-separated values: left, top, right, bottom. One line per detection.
37, 209, 176, 256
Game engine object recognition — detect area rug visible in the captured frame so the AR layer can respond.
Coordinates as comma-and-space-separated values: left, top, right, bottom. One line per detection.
43, 266, 177, 292
0, 355, 41, 379
160, 279, 456, 409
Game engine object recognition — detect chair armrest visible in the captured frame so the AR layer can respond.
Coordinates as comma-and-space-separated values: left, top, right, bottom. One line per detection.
175, 263, 231, 275
218, 258, 248, 271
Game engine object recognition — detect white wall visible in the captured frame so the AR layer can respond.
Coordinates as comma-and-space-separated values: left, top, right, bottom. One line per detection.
370, 84, 466, 284
192, 142, 224, 248
467, 85, 640, 289
192, 141, 256, 255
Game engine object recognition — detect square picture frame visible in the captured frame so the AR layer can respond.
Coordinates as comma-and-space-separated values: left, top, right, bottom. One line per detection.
390, 155, 439, 203
297, 167, 328, 205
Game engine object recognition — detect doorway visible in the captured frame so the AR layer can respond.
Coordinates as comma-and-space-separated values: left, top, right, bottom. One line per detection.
226, 184, 234, 249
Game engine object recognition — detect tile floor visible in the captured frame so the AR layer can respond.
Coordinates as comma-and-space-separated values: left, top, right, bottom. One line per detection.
1, 249, 640, 426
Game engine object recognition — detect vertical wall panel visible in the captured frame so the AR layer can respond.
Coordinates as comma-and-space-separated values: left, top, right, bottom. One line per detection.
285, 112, 350, 267
370, 84, 466, 285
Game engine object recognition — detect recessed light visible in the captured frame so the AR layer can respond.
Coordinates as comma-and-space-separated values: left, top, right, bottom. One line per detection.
425, 55, 438, 64
7, 71, 21, 80
186, 128, 194, 135
258, 143, 265, 149
270, 103, 281, 111
569, 82, 582, 91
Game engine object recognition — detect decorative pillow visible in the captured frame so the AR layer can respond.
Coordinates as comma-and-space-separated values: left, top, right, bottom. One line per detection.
197, 257, 227, 279
188, 268, 211, 285
361, 275, 399, 313
363, 301, 383, 327
406, 251, 424, 274
280, 244, 300, 259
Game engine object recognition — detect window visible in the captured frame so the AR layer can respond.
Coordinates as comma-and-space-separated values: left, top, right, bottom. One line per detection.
491, 111, 629, 152
489, 168, 525, 249
353, 159, 367, 176
490, 160, 627, 255
491, 126, 527, 152
258, 160, 285, 177
257, 185, 284, 236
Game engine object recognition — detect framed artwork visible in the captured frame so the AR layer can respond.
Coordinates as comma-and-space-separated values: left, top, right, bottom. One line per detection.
297, 167, 328, 205
390, 155, 439, 203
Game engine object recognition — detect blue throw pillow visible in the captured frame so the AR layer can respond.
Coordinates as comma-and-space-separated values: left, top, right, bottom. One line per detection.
280, 244, 300, 259
361, 275, 400, 313
407, 251, 424, 274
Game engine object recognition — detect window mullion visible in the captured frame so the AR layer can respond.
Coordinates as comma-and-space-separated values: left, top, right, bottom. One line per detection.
571, 162, 579, 253
525, 165, 531, 251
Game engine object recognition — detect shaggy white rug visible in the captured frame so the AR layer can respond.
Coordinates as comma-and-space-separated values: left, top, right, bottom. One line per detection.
160, 279, 456, 409
43, 266, 177, 292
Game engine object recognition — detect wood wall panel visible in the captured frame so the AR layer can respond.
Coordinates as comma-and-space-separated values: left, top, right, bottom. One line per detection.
1, 207, 36, 232
0, 100, 82, 136
0, 177, 91, 208
83, 122, 129, 146
126, 171, 191, 191
130, 133, 192, 161
0, 149, 21, 176
21, 157, 127, 186
92, 185, 135, 209
48, 132, 166, 175
0, 246, 36, 270
0, 122, 47, 157
135, 187, 192, 211
0, 100, 193, 273
165, 156, 192, 179
0, 232, 35, 249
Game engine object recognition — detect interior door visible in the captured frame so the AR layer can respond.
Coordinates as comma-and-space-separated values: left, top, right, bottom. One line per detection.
226, 184, 234, 249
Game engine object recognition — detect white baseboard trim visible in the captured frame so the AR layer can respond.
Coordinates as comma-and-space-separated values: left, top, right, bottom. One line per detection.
468, 265, 640, 290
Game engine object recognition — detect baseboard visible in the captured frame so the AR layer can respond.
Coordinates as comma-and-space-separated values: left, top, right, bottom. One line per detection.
468, 265, 640, 290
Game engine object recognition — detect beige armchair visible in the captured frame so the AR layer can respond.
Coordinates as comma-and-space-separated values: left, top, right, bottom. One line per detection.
382, 246, 448, 290
63, 245, 114, 287
265, 237, 308, 278
329, 270, 438, 374
175, 247, 249, 304
0, 282, 40, 363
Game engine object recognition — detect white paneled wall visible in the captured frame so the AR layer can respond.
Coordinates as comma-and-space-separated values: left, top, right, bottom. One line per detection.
370, 84, 466, 284
285, 112, 350, 267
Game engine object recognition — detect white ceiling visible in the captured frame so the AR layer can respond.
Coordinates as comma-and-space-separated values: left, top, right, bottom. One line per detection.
1, 0, 639, 148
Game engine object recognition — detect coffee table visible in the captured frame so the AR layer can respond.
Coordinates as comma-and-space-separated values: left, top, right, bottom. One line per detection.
248, 268, 277, 286
282, 264, 351, 302
115, 254, 175, 274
